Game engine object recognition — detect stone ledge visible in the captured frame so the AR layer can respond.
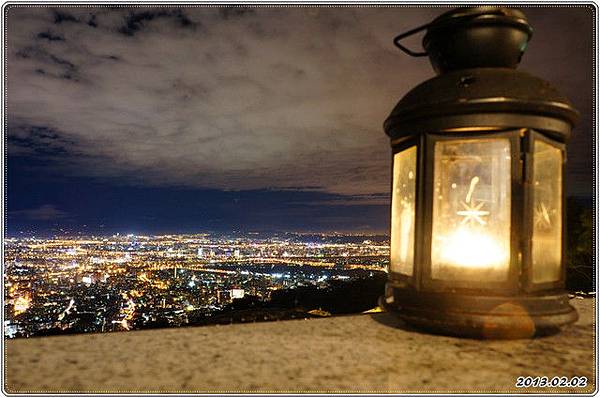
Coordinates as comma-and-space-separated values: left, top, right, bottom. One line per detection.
4, 299, 596, 394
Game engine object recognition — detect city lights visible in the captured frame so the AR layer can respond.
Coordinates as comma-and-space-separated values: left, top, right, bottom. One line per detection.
4, 232, 388, 338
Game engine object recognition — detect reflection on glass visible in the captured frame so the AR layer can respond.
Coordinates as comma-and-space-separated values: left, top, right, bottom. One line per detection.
532, 140, 563, 283
390, 146, 417, 275
431, 139, 511, 282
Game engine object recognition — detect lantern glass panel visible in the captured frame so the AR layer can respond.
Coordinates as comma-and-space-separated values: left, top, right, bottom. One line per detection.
431, 138, 511, 281
390, 146, 417, 275
531, 140, 563, 283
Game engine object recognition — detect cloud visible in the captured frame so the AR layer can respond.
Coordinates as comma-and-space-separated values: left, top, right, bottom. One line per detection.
291, 193, 389, 206
6, 6, 440, 196
10, 204, 69, 221
5, 6, 593, 197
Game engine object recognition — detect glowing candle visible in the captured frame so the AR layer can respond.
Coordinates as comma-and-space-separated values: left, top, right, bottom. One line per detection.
430, 139, 512, 281
438, 226, 509, 270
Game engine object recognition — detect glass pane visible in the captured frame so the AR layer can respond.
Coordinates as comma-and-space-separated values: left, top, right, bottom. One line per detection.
532, 140, 563, 283
390, 146, 417, 275
431, 139, 511, 282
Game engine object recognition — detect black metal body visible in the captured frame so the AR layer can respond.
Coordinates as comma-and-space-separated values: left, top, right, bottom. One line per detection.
383, 7, 579, 339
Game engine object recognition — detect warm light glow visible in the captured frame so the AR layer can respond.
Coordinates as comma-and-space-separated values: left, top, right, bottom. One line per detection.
398, 201, 414, 262
390, 146, 417, 275
437, 176, 508, 269
431, 138, 511, 282
438, 227, 509, 270
532, 139, 563, 283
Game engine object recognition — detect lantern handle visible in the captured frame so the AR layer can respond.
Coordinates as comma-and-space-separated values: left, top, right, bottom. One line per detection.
393, 8, 511, 57
393, 22, 430, 57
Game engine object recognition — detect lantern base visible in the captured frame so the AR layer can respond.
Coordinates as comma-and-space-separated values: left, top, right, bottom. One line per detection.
380, 284, 578, 339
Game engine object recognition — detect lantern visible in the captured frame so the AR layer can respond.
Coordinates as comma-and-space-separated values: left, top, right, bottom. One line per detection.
381, 7, 579, 338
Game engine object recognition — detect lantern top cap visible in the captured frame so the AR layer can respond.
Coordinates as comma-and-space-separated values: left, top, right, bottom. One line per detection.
395, 7, 533, 74
428, 6, 529, 28
384, 68, 579, 141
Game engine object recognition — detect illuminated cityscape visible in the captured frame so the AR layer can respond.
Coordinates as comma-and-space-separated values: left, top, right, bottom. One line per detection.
4, 232, 389, 338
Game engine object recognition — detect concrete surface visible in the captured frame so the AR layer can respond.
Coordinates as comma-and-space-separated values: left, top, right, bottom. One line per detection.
4, 298, 596, 394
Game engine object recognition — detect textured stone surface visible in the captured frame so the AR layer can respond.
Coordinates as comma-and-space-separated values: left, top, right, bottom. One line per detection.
4, 298, 596, 394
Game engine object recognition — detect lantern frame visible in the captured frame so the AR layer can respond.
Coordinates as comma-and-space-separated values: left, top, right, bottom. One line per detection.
388, 128, 568, 294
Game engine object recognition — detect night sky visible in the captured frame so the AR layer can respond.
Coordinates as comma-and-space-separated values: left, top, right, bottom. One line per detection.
5, 6, 595, 236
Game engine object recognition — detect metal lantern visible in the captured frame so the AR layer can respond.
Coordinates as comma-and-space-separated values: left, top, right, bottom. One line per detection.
382, 7, 579, 338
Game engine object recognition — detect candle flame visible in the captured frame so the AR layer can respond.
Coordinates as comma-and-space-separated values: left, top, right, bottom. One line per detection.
439, 227, 509, 269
